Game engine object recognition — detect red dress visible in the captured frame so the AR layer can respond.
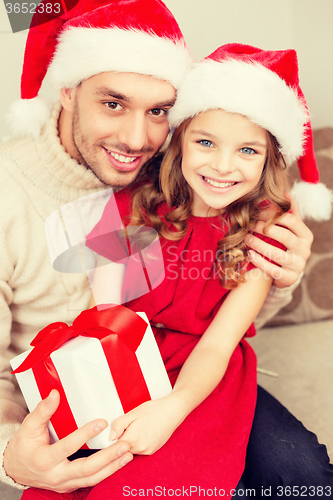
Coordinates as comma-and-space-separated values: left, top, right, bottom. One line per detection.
86, 187, 258, 496
23, 186, 258, 499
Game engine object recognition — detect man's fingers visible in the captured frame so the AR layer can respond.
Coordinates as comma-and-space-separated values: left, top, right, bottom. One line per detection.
246, 228, 290, 258
248, 250, 297, 287
23, 390, 60, 432
55, 443, 133, 492
246, 232, 303, 273
68, 441, 132, 480
252, 218, 297, 242
49, 419, 108, 462
32, 447, 133, 494
248, 222, 305, 257
56, 449, 133, 492
275, 210, 313, 244
288, 193, 300, 217
255, 194, 312, 239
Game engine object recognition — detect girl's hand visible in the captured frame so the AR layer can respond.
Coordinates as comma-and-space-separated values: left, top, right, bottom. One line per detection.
110, 396, 184, 455
245, 194, 313, 288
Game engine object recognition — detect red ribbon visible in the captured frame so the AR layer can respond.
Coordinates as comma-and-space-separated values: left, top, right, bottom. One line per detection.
13, 305, 152, 448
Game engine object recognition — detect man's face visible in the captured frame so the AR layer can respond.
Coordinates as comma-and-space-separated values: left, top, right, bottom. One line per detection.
60, 72, 176, 187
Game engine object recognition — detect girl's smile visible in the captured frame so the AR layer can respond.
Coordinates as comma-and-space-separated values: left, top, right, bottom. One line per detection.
181, 109, 268, 217
201, 174, 238, 191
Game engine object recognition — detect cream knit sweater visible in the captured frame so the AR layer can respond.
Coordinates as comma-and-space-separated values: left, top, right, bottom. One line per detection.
0, 103, 296, 489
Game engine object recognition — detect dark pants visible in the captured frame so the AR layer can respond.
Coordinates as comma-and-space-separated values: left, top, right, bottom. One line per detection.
234, 386, 333, 499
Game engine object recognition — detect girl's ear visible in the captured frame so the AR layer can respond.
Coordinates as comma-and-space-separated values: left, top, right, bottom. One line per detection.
60, 87, 76, 113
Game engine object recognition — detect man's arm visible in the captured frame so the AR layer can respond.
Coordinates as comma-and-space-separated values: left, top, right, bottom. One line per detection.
245, 195, 313, 327
0, 205, 132, 492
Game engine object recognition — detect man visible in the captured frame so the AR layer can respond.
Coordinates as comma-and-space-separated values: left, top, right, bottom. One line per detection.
0, 0, 320, 496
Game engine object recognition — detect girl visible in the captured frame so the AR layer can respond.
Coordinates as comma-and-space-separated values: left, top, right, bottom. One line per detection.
82, 44, 319, 499
24, 44, 325, 499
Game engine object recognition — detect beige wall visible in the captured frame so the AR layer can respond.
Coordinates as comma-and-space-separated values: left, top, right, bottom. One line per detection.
164, 0, 333, 131
1, 0, 332, 138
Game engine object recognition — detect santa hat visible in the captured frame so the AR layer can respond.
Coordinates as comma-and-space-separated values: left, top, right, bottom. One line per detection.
169, 43, 332, 221
8, 0, 192, 139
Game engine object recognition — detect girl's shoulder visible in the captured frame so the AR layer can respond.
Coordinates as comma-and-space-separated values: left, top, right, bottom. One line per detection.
114, 181, 143, 202
114, 181, 171, 226
112, 181, 146, 219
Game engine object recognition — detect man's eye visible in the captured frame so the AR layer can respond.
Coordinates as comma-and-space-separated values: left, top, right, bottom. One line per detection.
105, 102, 122, 110
149, 109, 166, 116
198, 140, 213, 148
240, 147, 256, 155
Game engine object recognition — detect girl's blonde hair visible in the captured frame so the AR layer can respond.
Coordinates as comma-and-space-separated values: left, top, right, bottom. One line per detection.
129, 115, 291, 289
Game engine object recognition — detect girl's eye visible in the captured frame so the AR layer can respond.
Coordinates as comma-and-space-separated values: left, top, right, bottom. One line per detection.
240, 147, 256, 155
105, 102, 122, 110
149, 109, 166, 117
199, 140, 213, 148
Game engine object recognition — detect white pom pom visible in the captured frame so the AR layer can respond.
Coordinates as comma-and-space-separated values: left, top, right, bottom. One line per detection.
290, 181, 333, 221
7, 97, 52, 139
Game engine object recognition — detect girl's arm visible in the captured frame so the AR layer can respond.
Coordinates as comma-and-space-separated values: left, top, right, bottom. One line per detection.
112, 268, 272, 454
170, 268, 272, 412
87, 254, 126, 308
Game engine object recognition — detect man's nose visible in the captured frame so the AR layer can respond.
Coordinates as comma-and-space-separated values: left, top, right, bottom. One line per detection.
117, 112, 148, 152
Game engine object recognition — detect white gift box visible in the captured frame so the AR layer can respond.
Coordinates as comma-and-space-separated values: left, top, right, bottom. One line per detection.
10, 312, 172, 450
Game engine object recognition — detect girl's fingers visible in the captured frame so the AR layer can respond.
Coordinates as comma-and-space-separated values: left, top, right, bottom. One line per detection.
110, 413, 134, 440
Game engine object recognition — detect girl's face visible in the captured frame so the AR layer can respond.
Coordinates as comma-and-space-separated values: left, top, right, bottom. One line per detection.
181, 109, 268, 217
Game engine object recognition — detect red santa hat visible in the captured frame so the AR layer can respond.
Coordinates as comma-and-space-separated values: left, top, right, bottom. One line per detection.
169, 43, 332, 221
8, 0, 192, 139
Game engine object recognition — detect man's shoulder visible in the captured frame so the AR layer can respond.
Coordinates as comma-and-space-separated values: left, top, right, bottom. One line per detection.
0, 136, 42, 216
0, 134, 36, 173
0, 134, 30, 152
0, 138, 30, 186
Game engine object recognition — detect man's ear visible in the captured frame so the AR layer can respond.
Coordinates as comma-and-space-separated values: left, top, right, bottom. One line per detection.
60, 87, 76, 112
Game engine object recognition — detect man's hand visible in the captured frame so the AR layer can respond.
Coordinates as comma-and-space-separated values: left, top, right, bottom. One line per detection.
245, 195, 313, 288
111, 396, 183, 456
3, 390, 133, 493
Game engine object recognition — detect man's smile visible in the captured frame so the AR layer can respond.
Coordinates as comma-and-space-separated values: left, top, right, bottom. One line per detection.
106, 149, 139, 164
103, 147, 143, 172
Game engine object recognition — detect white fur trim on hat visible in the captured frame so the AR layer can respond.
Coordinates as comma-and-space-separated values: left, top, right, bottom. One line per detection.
168, 59, 309, 165
290, 181, 333, 221
49, 27, 193, 91
7, 97, 52, 139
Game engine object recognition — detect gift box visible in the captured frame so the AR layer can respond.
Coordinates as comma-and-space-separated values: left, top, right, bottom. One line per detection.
10, 305, 172, 450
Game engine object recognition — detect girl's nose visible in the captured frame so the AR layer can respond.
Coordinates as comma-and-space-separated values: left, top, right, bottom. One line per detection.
212, 153, 235, 175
